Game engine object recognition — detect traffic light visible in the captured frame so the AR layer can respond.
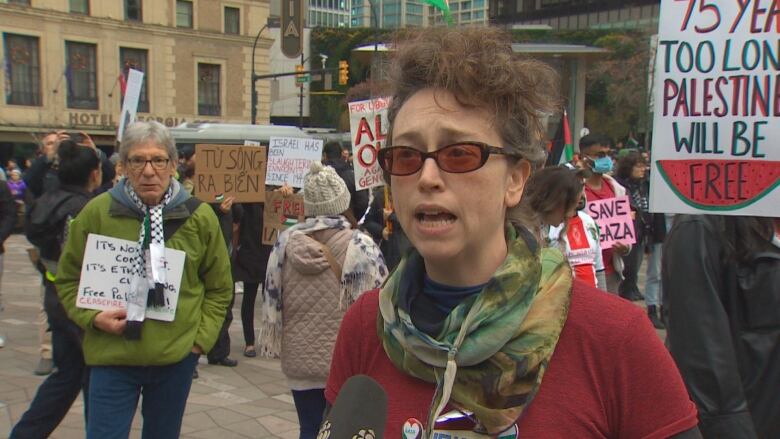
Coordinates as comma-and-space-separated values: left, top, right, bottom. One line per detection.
295, 64, 304, 87
338, 60, 349, 85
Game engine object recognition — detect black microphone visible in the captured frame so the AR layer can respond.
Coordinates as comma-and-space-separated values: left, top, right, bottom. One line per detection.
318, 375, 388, 439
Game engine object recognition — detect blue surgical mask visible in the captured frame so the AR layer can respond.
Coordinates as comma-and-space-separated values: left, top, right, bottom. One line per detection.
592, 156, 613, 174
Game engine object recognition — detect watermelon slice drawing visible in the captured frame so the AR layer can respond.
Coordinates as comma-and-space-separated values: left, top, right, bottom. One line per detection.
656, 159, 780, 211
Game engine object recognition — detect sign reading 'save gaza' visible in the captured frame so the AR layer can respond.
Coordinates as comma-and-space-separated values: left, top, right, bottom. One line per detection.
585, 196, 637, 250
649, 0, 780, 216
349, 97, 390, 191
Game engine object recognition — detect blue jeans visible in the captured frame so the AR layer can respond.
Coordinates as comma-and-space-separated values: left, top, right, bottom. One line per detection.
87, 352, 199, 439
292, 389, 326, 439
645, 242, 663, 307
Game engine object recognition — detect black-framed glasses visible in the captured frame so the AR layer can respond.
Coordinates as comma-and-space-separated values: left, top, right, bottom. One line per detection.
378, 142, 515, 176
126, 157, 170, 171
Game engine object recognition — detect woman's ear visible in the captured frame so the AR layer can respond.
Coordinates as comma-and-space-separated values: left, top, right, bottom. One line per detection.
505, 159, 531, 208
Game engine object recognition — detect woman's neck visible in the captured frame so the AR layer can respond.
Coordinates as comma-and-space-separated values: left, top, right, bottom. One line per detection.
424, 234, 508, 287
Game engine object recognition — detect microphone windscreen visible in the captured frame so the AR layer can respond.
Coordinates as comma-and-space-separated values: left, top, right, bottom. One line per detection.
319, 375, 388, 439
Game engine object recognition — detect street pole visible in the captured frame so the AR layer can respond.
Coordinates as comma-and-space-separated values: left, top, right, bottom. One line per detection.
251, 24, 269, 125
299, 52, 304, 129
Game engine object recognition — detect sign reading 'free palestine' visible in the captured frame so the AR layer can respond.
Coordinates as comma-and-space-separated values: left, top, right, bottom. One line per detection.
649, 0, 779, 216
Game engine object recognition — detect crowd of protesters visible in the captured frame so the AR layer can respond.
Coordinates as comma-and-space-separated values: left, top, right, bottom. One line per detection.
0, 25, 777, 439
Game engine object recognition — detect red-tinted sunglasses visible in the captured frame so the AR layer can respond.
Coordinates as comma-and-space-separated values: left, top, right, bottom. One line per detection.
378, 142, 517, 176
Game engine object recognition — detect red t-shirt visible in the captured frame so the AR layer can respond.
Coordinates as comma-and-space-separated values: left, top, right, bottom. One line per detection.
585, 180, 616, 274
326, 283, 698, 438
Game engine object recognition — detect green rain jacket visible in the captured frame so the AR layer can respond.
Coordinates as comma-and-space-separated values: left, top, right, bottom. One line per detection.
56, 179, 233, 366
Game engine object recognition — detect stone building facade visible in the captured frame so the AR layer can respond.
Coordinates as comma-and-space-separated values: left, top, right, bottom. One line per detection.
0, 0, 272, 152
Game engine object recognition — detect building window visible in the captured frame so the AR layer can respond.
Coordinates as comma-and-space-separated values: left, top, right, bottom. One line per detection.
177, 1, 193, 28
65, 41, 98, 110
119, 47, 149, 113
197, 63, 220, 116
125, 0, 142, 21
69, 0, 89, 14
3, 33, 41, 106
7, 0, 31, 5
224, 7, 240, 34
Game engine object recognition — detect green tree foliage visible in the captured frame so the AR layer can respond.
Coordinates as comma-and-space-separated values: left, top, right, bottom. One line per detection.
309, 27, 653, 142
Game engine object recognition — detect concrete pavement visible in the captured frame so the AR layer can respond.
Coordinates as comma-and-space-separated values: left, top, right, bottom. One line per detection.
0, 234, 300, 439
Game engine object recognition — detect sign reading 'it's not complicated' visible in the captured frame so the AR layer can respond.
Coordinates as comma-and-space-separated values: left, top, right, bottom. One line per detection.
194, 144, 267, 203
76, 234, 185, 322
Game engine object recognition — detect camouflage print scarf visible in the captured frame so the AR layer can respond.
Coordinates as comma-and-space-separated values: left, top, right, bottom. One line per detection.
378, 224, 572, 437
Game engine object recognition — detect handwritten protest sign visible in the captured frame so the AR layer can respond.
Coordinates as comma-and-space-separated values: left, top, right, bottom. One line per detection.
265, 137, 324, 188
585, 196, 636, 250
194, 144, 267, 203
262, 191, 305, 245
349, 97, 389, 191
76, 234, 185, 321
649, 0, 779, 216
117, 68, 144, 140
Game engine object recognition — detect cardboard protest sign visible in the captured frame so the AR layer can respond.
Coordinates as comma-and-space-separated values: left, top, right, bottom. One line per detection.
585, 196, 636, 250
265, 137, 324, 188
76, 234, 185, 321
349, 97, 390, 191
262, 191, 305, 245
117, 68, 144, 140
649, 0, 779, 216
194, 144, 267, 203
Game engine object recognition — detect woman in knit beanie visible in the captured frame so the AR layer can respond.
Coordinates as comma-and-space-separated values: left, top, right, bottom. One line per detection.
260, 162, 388, 439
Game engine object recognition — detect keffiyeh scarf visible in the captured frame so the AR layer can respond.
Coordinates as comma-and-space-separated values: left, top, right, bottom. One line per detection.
124, 183, 173, 340
260, 215, 388, 357
378, 224, 572, 437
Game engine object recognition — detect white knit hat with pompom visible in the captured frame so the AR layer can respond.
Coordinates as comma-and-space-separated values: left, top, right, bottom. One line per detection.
302, 161, 351, 217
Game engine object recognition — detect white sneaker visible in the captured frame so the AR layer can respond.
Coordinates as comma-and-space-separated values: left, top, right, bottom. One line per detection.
0, 334, 5, 348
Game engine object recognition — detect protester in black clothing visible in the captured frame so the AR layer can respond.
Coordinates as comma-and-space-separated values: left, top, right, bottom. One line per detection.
11, 140, 103, 438
322, 142, 368, 221
664, 215, 779, 438
614, 152, 649, 302
361, 187, 410, 272
203, 196, 242, 369
233, 202, 273, 358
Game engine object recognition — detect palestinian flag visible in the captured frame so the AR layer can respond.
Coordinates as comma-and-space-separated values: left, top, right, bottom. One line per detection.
424, 0, 453, 25
546, 109, 573, 166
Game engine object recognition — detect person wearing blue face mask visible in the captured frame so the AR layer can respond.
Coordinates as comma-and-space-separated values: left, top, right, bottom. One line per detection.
578, 134, 631, 295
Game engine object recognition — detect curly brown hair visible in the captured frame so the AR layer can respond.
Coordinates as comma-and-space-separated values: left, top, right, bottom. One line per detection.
385, 26, 561, 166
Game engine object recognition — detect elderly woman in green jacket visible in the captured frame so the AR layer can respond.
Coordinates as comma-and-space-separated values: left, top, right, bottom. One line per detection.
56, 121, 233, 439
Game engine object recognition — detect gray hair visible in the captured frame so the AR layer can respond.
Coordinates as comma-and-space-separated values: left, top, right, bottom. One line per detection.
119, 121, 178, 163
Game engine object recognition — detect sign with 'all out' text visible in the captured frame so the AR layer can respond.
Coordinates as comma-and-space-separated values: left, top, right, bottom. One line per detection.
76, 234, 185, 322
586, 196, 636, 250
349, 97, 390, 191
649, 0, 780, 216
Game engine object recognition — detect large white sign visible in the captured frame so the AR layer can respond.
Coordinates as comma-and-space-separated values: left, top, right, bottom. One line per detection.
265, 136, 324, 188
349, 97, 389, 191
116, 68, 144, 141
649, 0, 779, 216
76, 234, 185, 322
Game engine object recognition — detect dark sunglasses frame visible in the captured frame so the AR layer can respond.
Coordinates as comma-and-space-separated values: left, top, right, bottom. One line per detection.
378, 142, 515, 176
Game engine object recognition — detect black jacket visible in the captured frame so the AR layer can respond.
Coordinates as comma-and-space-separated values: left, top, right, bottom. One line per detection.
323, 159, 369, 221
663, 215, 780, 439
0, 181, 17, 253
232, 203, 272, 283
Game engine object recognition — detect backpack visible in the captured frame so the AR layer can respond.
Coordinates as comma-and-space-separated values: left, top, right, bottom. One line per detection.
25, 190, 87, 262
